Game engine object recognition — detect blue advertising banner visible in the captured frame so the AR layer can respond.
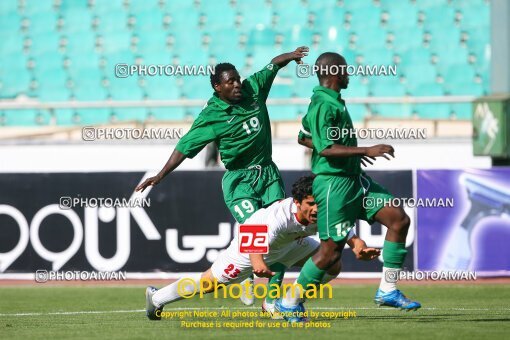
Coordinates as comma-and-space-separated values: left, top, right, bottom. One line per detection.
417, 169, 510, 275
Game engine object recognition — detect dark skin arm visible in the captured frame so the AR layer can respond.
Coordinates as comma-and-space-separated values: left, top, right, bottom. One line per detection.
135, 149, 186, 192
297, 136, 385, 167
271, 46, 309, 67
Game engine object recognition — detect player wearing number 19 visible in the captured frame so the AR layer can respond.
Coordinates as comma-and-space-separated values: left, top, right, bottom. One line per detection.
135, 46, 309, 223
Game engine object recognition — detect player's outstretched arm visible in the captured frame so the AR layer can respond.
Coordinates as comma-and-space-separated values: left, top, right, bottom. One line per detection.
135, 149, 186, 192
320, 144, 394, 160
347, 235, 381, 261
249, 254, 275, 278
271, 46, 309, 67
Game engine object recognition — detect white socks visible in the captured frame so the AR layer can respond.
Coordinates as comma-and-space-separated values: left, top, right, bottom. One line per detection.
379, 267, 399, 293
152, 274, 201, 307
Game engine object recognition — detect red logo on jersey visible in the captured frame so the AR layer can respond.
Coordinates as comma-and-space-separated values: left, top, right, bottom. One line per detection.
238, 224, 269, 254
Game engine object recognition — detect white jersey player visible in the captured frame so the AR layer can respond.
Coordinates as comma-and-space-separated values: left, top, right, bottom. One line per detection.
145, 176, 380, 320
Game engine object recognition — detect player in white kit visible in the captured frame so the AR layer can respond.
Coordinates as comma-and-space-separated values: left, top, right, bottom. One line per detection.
145, 176, 380, 320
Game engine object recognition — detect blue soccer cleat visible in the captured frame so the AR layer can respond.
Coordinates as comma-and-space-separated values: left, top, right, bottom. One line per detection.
374, 289, 421, 311
274, 298, 308, 323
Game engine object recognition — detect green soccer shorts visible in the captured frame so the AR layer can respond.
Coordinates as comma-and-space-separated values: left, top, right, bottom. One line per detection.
312, 173, 394, 242
222, 161, 285, 223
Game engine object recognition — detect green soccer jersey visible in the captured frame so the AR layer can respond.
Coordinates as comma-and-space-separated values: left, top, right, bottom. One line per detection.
175, 64, 280, 170
299, 85, 361, 176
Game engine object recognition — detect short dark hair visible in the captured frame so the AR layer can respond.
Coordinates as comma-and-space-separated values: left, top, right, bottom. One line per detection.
315, 52, 346, 82
210, 63, 237, 89
292, 175, 316, 203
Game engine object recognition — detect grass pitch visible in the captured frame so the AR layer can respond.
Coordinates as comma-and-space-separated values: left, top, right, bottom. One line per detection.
1, 284, 509, 339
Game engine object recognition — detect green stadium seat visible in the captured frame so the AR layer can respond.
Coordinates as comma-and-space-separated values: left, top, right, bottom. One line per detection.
207, 29, 240, 54
0, 15, 20, 38
129, 0, 160, 12
76, 108, 112, 125
201, 2, 236, 30
0, 1, 18, 13
29, 32, 61, 55
27, 12, 58, 34
109, 76, 143, 100
412, 83, 444, 96
61, 8, 92, 32
346, 104, 368, 122
148, 107, 187, 121
112, 108, 148, 122
54, 109, 77, 126
236, 1, 272, 30
181, 76, 211, 99
133, 11, 165, 32
346, 80, 370, 98
270, 84, 293, 98
450, 103, 472, 120
72, 70, 107, 101
371, 104, 413, 118
170, 30, 203, 54
267, 105, 301, 120
144, 76, 180, 100
459, 5, 490, 29
100, 31, 132, 53
273, 6, 308, 31
136, 31, 170, 54
354, 27, 388, 49
168, 9, 200, 31
283, 27, 315, 50
349, 7, 382, 30
401, 63, 436, 85
427, 27, 461, 50
66, 52, 101, 76
35, 68, 70, 101
23, 0, 55, 14
65, 31, 96, 53
383, 3, 417, 29
96, 12, 129, 33
0, 67, 31, 97
412, 103, 450, 119
423, 7, 455, 29
307, 0, 338, 11
392, 29, 424, 52
370, 78, 406, 97
2, 110, 51, 126
445, 81, 484, 96
211, 49, 246, 69
433, 47, 469, 74
445, 64, 476, 86
91, 0, 126, 15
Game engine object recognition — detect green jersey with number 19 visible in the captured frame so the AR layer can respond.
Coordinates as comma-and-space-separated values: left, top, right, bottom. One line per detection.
175, 64, 280, 170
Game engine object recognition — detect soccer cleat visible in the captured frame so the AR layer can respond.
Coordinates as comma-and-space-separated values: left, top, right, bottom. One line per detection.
262, 300, 284, 320
239, 277, 255, 306
274, 298, 307, 323
145, 286, 163, 320
374, 289, 421, 311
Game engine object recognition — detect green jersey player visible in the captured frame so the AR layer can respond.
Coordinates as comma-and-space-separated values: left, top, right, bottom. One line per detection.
276, 52, 421, 323
136, 46, 309, 223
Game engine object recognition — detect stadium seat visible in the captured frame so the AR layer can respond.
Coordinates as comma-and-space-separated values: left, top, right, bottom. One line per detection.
132, 10, 165, 32
370, 77, 406, 97
144, 76, 180, 100
450, 103, 472, 120
76, 108, 112, 125
2, 110, 51, 126
65, 31, 96, 54
346, 104, 368, 122
111, 108, 148, 122
148, 107, 187, 121
382, 2, 417, 29
371, 104, 413, 119
29, 32, 61, 56
61, 8, 93, 33
267, 105, 301, 120
413, 103, 450, 119
181, 76, 212, 99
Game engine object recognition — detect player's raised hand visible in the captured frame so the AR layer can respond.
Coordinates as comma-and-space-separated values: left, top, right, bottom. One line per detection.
291, 46, 309, 64
365, 144, 395, 160
355, 247, 381, 261
253, 265, 275, 278
135, 176, 161, 192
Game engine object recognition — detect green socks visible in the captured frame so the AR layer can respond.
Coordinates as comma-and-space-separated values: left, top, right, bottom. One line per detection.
382, 240, 407, 269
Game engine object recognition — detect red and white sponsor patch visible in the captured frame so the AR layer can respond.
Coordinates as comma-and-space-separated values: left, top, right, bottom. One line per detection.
238, 224, 269, 254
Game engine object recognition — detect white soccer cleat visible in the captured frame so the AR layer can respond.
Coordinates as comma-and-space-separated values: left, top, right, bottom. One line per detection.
262, 300, 284, 320
239, 277, 255, 306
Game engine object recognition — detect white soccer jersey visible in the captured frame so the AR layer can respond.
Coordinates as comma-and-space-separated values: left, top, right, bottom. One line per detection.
233, 197, 355, 259
211, 197, 355, 283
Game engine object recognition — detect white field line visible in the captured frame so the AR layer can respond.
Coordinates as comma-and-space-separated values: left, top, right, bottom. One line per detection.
1, 306, 509, 317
